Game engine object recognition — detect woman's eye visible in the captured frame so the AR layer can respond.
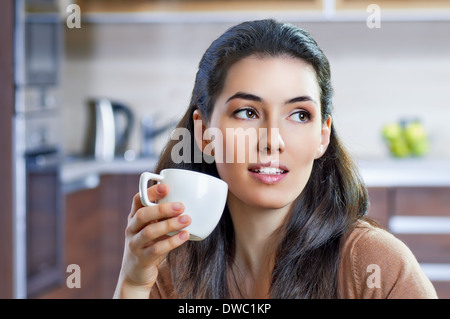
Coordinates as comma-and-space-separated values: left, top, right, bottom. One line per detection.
289, 110, 310, 123
234, 108, 258, 119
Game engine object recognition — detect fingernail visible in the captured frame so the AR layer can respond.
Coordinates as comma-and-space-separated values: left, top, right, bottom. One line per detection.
157, 184, 166, 193
178, 215, 190, 224
179, 231, 189, 241
172, 202, 183, 211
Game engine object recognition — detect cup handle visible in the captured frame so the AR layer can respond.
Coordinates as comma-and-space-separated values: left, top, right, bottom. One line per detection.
139, 172, 164, 206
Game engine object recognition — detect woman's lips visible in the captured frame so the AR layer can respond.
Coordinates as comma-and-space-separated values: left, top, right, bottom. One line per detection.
248, 162, 289, 184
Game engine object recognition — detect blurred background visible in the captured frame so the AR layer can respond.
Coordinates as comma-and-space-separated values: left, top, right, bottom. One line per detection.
1, 0, 450, 298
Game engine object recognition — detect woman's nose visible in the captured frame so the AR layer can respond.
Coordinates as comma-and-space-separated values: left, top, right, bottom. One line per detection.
257, 126, 286, 155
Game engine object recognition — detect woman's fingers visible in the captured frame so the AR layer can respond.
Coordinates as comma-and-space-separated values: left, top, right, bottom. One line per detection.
127, 201, 185, 235
124, 182, 192, 265
116, 188, 191, 297
130, 183, 169, 219
142, 230, 190, 259
129, 214, 191, 251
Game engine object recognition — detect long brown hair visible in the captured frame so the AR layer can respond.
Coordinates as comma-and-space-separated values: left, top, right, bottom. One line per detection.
154, 19, 369, 298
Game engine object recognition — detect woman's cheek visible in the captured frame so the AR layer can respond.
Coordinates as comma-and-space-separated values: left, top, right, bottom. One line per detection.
214, 127, 256, 164
216, 132, 231, 164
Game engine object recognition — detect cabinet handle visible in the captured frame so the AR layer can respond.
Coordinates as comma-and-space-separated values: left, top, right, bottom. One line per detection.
420, 263, 450, 282
62, 173, 100, 194
389, 216, 450, 234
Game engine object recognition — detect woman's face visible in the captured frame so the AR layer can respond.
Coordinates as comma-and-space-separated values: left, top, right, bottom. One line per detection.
196, 55, 331, 210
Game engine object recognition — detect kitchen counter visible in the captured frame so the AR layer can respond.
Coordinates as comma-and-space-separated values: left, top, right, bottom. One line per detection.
61, 156, 158, 193
357, 158, 450, 187
60, 156, 450, 193
61, 156, 157, 181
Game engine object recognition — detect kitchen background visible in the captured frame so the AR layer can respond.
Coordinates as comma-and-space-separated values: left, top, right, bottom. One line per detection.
2, 0, 450, 299
63, 16, 450, 161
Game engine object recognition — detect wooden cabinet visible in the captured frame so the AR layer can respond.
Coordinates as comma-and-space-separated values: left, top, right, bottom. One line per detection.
74, 0, 450, 21
98, 174, 141, 297
37, 185, 102, 298
392, 187, 450, 299
76, 0, 450, 13
336, 0, 450, 10
37, 174, 140, 299
36, 177, 450, 298
75, 0, 323, 13
367, 187, 450, 299
366, 187, 390, 228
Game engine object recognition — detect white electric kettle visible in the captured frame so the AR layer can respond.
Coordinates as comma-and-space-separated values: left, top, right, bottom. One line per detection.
84, 98, 134, 161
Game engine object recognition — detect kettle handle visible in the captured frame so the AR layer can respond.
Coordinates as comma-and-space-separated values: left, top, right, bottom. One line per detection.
111, 102, 134, 154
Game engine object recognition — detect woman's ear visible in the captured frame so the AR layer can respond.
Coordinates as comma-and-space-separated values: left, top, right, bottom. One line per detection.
193, 109, 214, 156
315, 116, 332, 159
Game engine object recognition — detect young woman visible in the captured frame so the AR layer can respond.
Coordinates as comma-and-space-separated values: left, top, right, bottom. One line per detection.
114, 19, 437, 299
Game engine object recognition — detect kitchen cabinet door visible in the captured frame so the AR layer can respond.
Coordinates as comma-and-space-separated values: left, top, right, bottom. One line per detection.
36, 173, 140, 299
367, 186, 450, 298
98, 174, 141, 297
336, 0, 450, 10
390, 187, 450, 299
37, 186, 103, 298
367, 187, 390, 229
75, 0, 323, 13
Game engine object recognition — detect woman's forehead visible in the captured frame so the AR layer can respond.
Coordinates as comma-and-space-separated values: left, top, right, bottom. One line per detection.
219, 55, 320, 105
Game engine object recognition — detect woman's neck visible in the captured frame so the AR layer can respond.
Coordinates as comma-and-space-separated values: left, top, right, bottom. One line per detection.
226, 192, 292, 297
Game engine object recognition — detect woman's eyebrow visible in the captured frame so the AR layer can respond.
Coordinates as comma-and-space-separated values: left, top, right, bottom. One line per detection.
226, 92, 262, 103
226, 92, 317, 106
285, 96, 317, 105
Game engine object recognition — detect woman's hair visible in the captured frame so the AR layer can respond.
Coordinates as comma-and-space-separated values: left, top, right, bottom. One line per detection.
154, 19, 369, 298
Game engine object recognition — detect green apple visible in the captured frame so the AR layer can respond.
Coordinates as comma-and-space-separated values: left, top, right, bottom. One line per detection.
410, 139, 430, 156
390, 138, 411, 158
382, 120, 429, 157
404, 121, 427, 144
404, 121, 429, 156
382, 122, 403, 141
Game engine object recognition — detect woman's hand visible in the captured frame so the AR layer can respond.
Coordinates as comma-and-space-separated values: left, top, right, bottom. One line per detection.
113, 183, 191, 298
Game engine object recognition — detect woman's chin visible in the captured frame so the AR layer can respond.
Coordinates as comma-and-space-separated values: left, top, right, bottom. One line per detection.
244, 193, 295, 211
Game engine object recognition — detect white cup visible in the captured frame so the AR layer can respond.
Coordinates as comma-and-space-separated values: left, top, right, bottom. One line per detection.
139, 169, 228, 241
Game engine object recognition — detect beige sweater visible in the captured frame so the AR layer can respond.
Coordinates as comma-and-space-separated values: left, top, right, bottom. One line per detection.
150, 220, 437, 299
